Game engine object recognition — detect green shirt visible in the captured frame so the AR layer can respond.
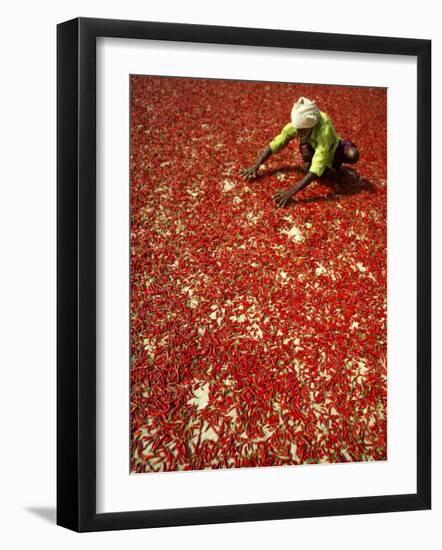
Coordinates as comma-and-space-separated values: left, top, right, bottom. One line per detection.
269, 111, 340, 177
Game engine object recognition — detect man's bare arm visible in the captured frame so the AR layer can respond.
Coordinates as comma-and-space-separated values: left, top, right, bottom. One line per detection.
273, 171, 316, 207
239, 145, 272, 180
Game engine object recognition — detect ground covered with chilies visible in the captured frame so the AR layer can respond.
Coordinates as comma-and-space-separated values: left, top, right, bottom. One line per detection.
130, 76, 387, 473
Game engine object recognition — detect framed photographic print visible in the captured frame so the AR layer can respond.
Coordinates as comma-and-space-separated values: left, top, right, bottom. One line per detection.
57, 17, 431, 532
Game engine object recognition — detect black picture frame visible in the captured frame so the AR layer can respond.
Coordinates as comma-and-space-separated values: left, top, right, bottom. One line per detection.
57, 17, 431, 532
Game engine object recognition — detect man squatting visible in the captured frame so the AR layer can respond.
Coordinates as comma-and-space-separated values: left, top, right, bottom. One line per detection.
240, 97, 360, 207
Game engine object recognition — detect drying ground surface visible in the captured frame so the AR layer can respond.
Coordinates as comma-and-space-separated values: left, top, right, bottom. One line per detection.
130, 76, 387, 472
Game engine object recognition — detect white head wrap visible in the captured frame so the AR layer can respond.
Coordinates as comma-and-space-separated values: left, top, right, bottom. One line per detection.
291, 97, 321, 129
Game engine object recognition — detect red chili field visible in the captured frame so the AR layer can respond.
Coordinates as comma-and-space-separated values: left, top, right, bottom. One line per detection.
130, 76, 387, 473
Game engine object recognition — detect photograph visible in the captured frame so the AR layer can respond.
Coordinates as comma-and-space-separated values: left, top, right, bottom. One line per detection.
129, 76, 387, 473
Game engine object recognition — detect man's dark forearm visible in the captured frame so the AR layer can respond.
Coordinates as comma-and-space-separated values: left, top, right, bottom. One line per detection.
255, 145, 272, 168
290, 171, 316, 194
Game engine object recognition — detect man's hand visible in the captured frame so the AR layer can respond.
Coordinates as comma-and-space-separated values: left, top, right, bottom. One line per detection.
239, 165, 259, 180
273, 187, 295, 208
240, 145, 273, 181
273, 172, 316, 207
